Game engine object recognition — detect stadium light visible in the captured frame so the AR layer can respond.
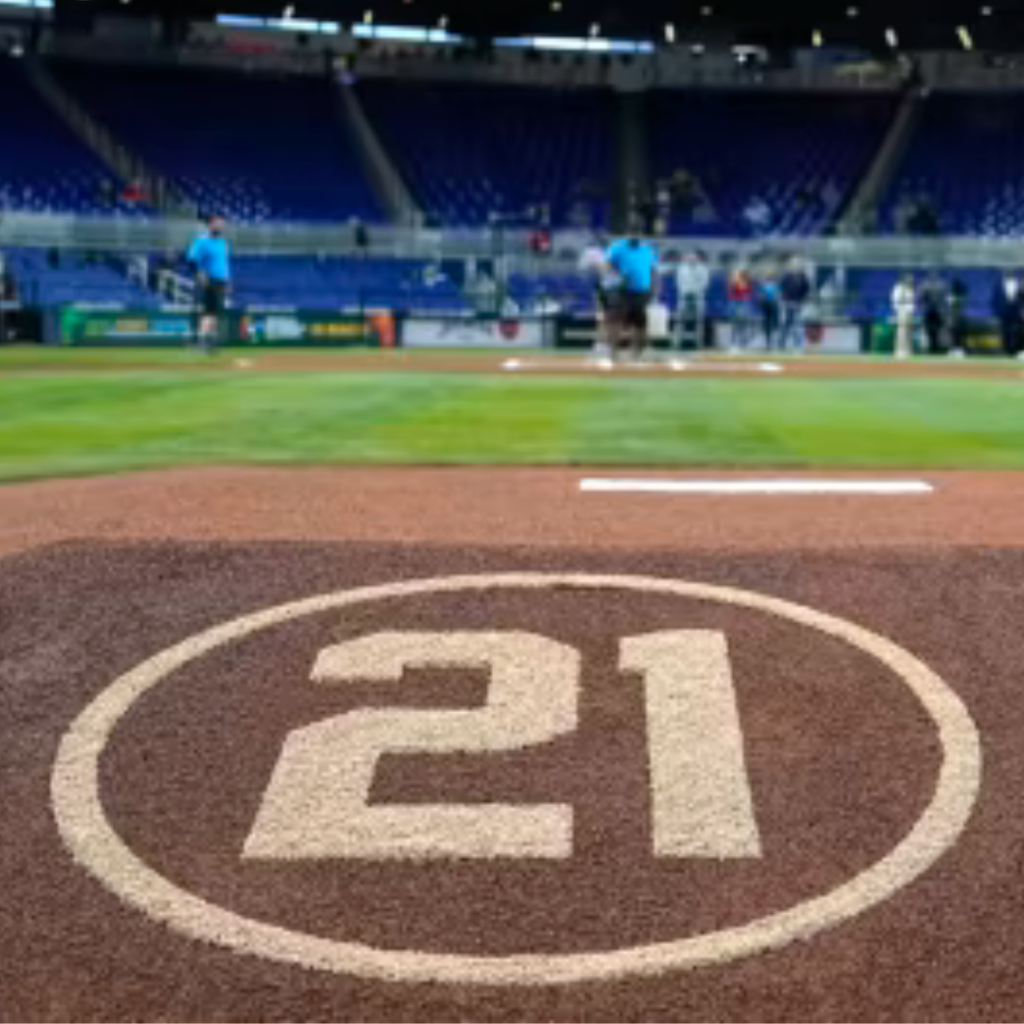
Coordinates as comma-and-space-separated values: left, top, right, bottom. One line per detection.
700, 6, 712, 15
847, 6, 859, 16
550, 0, 561, 10
282, 4, 293, 16
981, 5, 993, 13
438, 14, 448, 28
885, 26, 898, 48
957, 24, 974, 48
362, 8, 372, 22
589, 21, 599, 36
812, 28, 823, 46
664, 22, 675, 42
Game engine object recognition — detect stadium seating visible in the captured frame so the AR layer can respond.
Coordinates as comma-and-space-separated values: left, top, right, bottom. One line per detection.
883, 93, 1024, 236
5, 248, 158, 308
649, 90, 897, 236
0, 57, 134, 215
358, 80, 615, 227
231, 256, 468, 312
51, 61, 382, 224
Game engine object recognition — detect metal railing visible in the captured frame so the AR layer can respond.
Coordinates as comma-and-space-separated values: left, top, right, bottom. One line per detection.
4, 213, 1024, 269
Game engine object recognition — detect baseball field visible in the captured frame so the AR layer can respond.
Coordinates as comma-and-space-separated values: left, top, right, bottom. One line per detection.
2, 345, 1023, 1021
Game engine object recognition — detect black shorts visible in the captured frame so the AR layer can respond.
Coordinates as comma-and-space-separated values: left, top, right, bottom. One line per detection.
201, 280, 227, 316
619, 289, 650, 330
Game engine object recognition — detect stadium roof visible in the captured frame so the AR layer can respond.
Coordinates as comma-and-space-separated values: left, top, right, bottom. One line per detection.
51, 0, 1024, 51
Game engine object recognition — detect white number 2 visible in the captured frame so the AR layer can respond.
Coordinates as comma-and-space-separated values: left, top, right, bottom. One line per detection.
244, 630, 760, 861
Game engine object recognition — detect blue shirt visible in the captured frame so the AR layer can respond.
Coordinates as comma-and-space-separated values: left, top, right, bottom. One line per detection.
607, 239, 657, 293
188, 235, 231, 283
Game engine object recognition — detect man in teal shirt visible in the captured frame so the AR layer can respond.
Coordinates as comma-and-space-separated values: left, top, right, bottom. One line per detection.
607, 233, 659, 360
187, 215, 231, 353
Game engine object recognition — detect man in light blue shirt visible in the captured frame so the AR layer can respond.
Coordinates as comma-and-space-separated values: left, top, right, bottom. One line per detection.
187, 215, 231, 353
606, 233, 659, 360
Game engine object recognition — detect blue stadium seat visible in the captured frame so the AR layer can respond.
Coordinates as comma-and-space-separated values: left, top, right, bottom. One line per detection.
649, 90, 896, 236
884, 93, 1024, 236
0, 57, 140, 216
52, 61, 382, 224
359, 79, 615, 227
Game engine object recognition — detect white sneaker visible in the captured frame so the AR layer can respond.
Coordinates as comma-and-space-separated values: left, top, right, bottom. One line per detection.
949, 348, 966, 359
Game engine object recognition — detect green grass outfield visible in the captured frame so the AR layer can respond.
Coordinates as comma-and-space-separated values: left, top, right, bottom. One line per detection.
2, 347, 1024, 481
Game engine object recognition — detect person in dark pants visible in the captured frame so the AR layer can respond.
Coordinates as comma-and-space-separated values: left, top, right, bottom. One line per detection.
920, 273, 948, 354
187, 215, 232, 354
779, 257, 811, 351
606, 231, 659, 361
758, 274, 782, 350
991, 272, 1024, 358
949, 278, 969, 356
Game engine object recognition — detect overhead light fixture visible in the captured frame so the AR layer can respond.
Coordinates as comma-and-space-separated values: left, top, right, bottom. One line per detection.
550, 0, 561, 9
812, 28, 823, 46
957, 24, 974, 48
589, 21, 599, 36
981, 5, 993, 13
665, 22, 675, 42
283, 4, 294, 17
847, 6, 859, 16
885, 26, 898, 47
701, 5, 712, 15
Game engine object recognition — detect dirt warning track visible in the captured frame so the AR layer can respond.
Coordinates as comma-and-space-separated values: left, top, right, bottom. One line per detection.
1, 469, 1023, 1020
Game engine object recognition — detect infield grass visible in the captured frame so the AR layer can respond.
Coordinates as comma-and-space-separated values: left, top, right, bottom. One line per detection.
1, 348, 1023, 480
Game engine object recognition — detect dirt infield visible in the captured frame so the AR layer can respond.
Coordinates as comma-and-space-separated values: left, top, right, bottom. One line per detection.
2, 468, 1024, 1020
7, 347, 1024, 379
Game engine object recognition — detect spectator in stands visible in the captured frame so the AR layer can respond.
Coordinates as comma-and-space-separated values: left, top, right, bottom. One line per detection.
123, 178, 146, 207
353, 219, 370, 253
728, 266, 755, 350
779, 257, 811, 351
920, 273, 948, 354
991, 272, 1024, 358
675, 251, 710, 349
97, 179, 117, 211
743, 196, 772, 237
758, 272, 782, 350
891, 274, 916, 359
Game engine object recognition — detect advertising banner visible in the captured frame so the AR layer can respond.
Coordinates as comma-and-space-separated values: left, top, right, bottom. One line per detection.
402, 317, 546, 349
58, 307, 393, 347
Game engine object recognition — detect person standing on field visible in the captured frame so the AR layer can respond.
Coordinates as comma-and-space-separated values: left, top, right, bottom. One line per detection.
606, 231, 659, 362
187, 215, 231, 354
891, 274, 916, 359
920, 272, 948, 354
991, 271, 1024, 358
675, 250, 710, 349
779, 257, 811, 351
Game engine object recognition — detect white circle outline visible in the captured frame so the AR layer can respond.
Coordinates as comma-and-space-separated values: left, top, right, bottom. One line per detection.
51, 573, 981, 987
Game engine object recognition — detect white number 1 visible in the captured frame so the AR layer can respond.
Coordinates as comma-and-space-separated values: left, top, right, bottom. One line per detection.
244, 630, 760, 861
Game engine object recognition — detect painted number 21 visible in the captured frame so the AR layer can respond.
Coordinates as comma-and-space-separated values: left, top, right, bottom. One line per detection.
245, 631, 761, 861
